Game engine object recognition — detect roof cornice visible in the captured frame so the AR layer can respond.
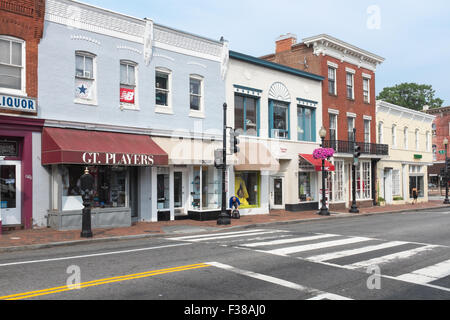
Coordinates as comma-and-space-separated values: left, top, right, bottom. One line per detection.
376, 100, 436, 121
230, 50, 324, 82
303, 34, 385, 65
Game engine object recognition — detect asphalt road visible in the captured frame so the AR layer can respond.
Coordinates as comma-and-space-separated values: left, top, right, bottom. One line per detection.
1, 207, 450, 305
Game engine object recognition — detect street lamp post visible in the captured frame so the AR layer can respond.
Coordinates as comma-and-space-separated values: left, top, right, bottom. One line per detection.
80, 167, 94, 238
318, 126, 330, 216
444, 138, 449, 205
218, 103, 231, 225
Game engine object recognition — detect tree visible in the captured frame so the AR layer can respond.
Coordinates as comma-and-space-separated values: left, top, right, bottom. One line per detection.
377, 83, 444, 111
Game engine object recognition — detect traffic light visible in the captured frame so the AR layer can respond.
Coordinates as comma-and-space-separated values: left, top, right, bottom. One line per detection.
230, 130, 240, 154
354, 143, 361, 159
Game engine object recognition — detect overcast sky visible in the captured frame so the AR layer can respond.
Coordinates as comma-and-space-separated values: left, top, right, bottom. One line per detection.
80, 0, 450, 105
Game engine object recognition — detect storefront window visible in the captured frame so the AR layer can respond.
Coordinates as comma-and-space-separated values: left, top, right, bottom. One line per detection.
61, 165, 127, 210
235, 172, 260, 208
299, 172, 317, 202
191, 166, 221, 210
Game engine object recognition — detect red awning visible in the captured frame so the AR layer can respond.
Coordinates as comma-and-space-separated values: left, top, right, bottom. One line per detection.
299, 154, 335, 172
42, 128, 168, 166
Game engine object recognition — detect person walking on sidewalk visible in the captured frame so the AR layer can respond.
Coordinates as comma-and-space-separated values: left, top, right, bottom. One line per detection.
412, 188, 418, 205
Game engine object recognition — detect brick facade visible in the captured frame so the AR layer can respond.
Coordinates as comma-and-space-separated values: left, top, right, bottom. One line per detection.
262, 38, 377, 143
0, 0, 45, 106
427, 106, 450, 163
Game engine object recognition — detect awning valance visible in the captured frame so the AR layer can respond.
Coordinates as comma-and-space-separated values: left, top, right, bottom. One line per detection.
42, 128, 168, 166
235, 141, 280, 172
299, 154, 335, 172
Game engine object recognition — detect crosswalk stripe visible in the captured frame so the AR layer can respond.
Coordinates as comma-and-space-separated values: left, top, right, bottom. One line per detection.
168, 229, 269, 241
264, 237, 373, 256
306, 241, 408, 263
207, 262, 353, 300
171, 230, 286, 242
345, 245, 439, 270
307, 293, 353, 300
395, 259, 450, 284
241, 234, 339, 248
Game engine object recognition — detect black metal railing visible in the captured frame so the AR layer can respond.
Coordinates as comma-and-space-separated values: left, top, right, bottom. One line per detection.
323, 140, 389, 156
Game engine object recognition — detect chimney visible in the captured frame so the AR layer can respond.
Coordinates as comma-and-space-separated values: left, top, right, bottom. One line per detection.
275, 33, 297, 53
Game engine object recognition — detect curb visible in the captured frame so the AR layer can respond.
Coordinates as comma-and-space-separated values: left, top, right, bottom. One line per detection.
0, 205, 448, 254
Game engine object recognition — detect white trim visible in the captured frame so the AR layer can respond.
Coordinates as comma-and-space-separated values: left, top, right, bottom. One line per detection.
347, 112, 356, 118
377, 100, 436, 122
362, 72, 372, 79
189, 74, 204, 116
327, 61, 338, 69
345, 67, 356, 74
0, 36, 26, 96
328, 108, 340, 115
363, 115, 372, 121
155, 67, 172, 112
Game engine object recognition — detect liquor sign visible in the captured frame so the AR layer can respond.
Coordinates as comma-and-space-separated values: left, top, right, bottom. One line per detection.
0, 141, 18, 157
120, 88, 135, 104
0, 94, 37, 113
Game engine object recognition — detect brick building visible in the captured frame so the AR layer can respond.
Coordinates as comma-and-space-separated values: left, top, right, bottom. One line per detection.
0, 0, 45, 232
261, 34, 387, 210
426, 106, 450, 187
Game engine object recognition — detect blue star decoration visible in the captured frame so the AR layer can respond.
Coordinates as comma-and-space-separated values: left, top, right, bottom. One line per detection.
78, 84, 88, 94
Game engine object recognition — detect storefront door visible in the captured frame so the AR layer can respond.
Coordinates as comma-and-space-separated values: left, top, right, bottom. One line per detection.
270, 177, 284, 210
0, 161, 21, 225
174, 170, 188, 214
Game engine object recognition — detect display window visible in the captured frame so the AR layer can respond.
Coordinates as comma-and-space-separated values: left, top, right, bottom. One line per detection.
299, 172, 317, 202
191, 166, 221, 210
235, 172, 260, 209
61, 165, 128, 210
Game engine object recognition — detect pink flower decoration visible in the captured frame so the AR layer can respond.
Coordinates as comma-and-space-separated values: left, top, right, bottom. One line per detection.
313, 148, 335, 160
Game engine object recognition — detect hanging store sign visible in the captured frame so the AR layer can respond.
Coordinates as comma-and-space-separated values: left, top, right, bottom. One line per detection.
0, 141, 18, 157
0, 94, 37, 113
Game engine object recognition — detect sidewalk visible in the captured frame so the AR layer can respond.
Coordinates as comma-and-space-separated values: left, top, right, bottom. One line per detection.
0, 201, 448, 252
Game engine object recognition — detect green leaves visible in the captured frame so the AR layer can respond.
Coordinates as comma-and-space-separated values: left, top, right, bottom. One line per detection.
377, 83, 444, 111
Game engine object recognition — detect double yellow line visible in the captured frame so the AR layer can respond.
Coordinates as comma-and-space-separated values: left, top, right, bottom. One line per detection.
0, 263, 210, 300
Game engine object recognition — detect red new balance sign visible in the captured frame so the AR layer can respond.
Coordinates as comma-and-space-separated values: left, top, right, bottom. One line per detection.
120, 88, 135, 104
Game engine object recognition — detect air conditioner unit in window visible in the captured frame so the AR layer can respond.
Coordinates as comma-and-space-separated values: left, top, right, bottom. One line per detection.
84, 71, 91, 78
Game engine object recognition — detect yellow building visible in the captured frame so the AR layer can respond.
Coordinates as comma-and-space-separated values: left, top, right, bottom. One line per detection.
376, 101, 435, 204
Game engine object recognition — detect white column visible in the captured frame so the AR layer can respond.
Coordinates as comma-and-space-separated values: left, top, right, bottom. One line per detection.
151, 167, 158, 222
169, 166, 175, 221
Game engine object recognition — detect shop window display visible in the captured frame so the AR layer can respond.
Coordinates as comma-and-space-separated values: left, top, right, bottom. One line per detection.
235, 172, 260, 208
61, 166, 127, 210
299, 172, 316, 202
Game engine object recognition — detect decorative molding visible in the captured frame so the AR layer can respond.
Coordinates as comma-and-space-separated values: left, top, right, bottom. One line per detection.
45, 0, 224, 62
345, 67, 356, 74
363, 115, 372, 121
269, 82, 291, 103
362, 72, 372, 79
117, 45, 142, 55
220, 39, 229, 80
153, 53, 175, 62
233, 85, 262, 97
328, 108, 340, 115
297, 98, 318, 108
347, 112, 356, 118
0, 0, 34, 17
327, 61, 338, 69
71, 34, 101, 46
188, 61, 207, 69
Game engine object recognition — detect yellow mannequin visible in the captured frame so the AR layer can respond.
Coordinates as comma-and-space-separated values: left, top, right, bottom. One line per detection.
235, 176, 250, 207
